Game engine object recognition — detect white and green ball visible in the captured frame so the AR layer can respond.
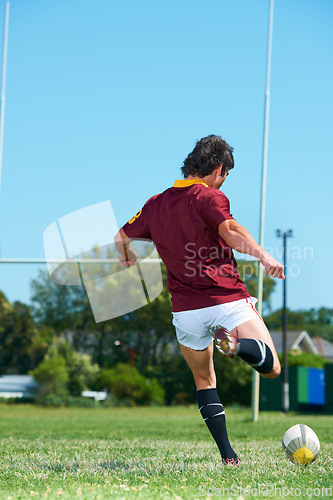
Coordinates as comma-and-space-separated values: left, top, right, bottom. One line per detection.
282, 424, 320, 465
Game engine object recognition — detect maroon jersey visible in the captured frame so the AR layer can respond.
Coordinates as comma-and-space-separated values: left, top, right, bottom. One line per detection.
123, 179, 249, 312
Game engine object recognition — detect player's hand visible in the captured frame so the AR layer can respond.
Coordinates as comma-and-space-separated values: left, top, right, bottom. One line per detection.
119, 247, 138, 267
261, 253, 285, 279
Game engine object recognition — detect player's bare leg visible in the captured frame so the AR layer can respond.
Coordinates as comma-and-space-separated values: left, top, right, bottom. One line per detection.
180, 341, 239, 466
179, 341, 216, 390
231, 318, 281, 379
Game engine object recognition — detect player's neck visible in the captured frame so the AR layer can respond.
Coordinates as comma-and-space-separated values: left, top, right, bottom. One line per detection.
186, 174, 215, 187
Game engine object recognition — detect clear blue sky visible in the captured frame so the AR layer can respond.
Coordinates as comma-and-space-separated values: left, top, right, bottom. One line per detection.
0, 0, 332, 314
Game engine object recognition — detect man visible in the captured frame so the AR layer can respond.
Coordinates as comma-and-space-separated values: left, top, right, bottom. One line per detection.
115, 135, 283, 467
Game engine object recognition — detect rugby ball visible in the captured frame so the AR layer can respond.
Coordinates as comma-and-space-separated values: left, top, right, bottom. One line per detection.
282, 424, 320, 465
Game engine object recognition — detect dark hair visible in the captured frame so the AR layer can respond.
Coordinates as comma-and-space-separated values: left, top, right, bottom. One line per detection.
181, 134, 234, 178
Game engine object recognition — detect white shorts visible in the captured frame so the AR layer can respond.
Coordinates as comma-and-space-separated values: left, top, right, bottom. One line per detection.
172, 297, 262, 351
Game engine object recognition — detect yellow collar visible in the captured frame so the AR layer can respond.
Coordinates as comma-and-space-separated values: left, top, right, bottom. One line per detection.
173, 179, 208, 188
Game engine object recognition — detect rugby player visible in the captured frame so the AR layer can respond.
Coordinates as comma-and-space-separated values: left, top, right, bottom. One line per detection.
115, 135, 284, 466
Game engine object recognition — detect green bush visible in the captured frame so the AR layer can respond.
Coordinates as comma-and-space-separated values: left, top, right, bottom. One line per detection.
30, 338, 100, 405
37, 394, 68, 407
278, 350, 328, 369
31, 354, 69, 403
66, 351, 100, 396
0, 397, 24, 405
37, 395, 105, 408
96, 363, 165, 406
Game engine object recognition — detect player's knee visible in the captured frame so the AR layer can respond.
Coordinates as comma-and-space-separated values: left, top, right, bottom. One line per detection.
194, 370, 216, 390
272, 360, 281, 378
261, 360, 281, 379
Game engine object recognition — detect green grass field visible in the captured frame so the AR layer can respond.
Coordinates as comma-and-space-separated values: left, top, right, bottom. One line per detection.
0, 404, 332, 499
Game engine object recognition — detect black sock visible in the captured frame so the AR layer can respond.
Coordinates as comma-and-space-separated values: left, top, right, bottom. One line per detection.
237, 338, 273, 374
197, 388, 238, 461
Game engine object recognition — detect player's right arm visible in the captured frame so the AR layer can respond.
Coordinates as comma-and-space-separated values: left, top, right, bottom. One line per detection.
218, 219, 285, 279
115, 197, 155, 266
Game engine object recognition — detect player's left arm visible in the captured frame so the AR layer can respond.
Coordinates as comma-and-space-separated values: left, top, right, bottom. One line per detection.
218, 219, 285, 279
114, 228, 138, 266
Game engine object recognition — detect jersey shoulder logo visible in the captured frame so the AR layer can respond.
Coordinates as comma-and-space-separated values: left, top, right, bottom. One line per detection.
128, 209, 142, 224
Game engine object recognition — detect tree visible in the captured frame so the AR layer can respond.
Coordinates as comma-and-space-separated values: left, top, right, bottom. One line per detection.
264, 307, 333, 343
304, 308, 333, 342
0, 291, 51, 374
30, 269, 95, 348
264, 308, 306, 331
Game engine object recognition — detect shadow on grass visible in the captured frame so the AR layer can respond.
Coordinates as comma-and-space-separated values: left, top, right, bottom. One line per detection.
38, 462, 82, 473
37, 459, 191, 476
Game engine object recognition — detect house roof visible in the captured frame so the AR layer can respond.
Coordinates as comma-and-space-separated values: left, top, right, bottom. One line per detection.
312, 337, 333, 360
270, 330, 318, 354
